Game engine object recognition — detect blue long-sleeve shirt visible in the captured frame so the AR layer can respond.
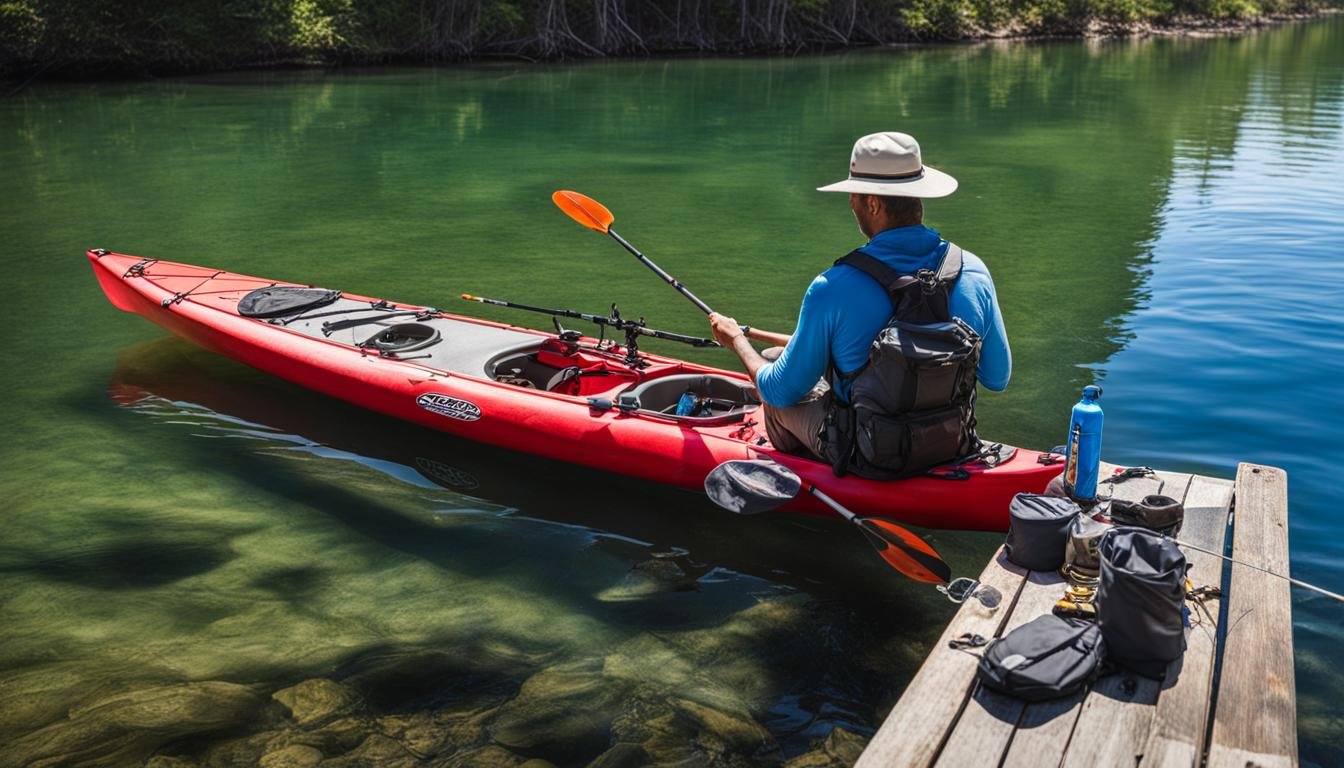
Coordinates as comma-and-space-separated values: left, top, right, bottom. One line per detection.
756, 225, 1011, 407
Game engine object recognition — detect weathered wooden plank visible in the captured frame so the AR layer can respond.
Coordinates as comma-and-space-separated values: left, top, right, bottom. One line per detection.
1054, 472, 1176, 768
1139, 475, 1234, 768
1207, 463, 1296, 768
999, 693, 1083, 768
854, 548, 1030, 768
931, 568, 1066, 768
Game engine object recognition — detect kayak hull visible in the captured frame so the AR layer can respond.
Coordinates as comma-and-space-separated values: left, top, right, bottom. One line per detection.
88, 250, 1061, 531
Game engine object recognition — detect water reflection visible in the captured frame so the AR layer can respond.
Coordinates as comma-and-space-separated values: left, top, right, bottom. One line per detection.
1095, 18, 1344, 766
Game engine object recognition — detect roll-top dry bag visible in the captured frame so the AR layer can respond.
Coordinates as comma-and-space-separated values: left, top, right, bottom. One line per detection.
1006, 493, 1082, 571
1097, 526, 1187, 678
1108, 495, 1184, 538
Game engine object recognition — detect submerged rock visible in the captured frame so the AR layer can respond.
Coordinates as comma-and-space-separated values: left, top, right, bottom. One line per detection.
301, 715, 372, 754
377, 711, 445, 758
595, 554, 714, 602
0, 661, 129, 740
585, 742, 649, 768
487, 660, 633, 757
322, 733, 420, 767
430, 744, 527, 768
609, 692, 775, 766
272, 678, 358, 726
782, 727, 869, 768
259, 743, 324, 768
672, 698, 771, 754
199, 731, 276, 768
0, 680, 262, 768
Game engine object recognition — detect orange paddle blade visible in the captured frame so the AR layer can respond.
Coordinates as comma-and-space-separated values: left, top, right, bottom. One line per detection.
856, 518, 952, 584
552, 190, 614, 233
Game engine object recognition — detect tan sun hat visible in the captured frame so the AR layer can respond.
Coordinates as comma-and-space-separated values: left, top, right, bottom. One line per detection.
817, 132, 958, 198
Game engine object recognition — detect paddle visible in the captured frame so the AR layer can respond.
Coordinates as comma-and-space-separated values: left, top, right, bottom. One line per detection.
551, 190, 793, 346
704, 459, 953, 584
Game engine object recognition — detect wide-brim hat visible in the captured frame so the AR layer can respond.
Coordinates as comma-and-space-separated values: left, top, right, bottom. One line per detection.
817, 132, 958, 198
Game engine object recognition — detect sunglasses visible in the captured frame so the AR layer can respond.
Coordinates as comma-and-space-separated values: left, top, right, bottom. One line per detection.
936, 577, 1003, 611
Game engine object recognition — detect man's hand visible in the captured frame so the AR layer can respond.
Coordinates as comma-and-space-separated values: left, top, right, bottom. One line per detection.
708, 312, 744, 347
709, 312, 769, 385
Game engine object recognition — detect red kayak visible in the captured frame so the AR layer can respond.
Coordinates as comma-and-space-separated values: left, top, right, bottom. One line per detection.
89, 249, 1061, 531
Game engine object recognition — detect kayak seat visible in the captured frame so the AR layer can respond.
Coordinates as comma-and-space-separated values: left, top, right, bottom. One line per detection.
622, 374, 760, 425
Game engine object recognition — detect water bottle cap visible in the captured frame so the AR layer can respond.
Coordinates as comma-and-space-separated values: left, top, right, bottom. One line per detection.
1082, 385, 1102, 400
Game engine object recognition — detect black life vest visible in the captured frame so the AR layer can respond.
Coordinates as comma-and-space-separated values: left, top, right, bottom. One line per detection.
820, 243, 982, 479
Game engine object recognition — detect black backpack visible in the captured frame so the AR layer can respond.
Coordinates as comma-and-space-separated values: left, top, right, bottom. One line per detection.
821, 244, 981, 479
977, 614, 1107, 701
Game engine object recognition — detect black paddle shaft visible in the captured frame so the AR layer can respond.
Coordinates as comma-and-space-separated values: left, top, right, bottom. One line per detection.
606, 230, 715, 315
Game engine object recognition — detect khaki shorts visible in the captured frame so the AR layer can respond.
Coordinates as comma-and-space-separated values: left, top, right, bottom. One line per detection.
757, 347, 831, 460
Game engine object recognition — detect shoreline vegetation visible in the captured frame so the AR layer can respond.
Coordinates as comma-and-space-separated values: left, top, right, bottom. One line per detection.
0, 0, 1337, 80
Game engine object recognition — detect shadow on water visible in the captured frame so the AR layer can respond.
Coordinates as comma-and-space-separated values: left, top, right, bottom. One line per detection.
5, 539, 233, 589
98, 336, 979, 614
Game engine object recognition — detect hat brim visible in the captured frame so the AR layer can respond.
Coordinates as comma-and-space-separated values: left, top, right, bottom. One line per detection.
817, 164, 958, 198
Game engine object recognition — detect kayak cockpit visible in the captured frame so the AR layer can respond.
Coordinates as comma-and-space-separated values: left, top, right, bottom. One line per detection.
617, 374, 760, 424
249, 292, 760, 421
488, 341, 760, 423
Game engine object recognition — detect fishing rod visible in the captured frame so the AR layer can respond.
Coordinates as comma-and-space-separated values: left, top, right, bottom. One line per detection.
461, 294, 719, 369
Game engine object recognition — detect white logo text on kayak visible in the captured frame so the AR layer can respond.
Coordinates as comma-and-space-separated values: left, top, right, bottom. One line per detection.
416, 393, 482, 422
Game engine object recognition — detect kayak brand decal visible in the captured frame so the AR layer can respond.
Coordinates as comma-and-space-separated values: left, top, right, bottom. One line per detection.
416, 393, 482, 422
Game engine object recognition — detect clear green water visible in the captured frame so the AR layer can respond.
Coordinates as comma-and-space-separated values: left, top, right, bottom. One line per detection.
2, 17, 1342, 767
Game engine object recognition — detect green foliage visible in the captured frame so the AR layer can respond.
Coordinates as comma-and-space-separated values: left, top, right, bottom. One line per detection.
971, 0, 1015, 30
0, 2, 44, 59
478, 0, 524, 37
290, 0, 354, 51
0, 0, 1338, 75
1019, 0, 1096, 32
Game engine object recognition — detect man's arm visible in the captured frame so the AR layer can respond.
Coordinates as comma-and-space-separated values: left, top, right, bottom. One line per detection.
710, 276, 835, 407
709, 313, 771, 382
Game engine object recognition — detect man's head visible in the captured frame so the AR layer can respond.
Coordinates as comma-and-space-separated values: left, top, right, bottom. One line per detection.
849, 193, 923, 238
819, 133, 955, 237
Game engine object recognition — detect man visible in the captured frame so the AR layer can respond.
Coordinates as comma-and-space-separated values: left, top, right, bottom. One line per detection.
708, 132, 1011, 463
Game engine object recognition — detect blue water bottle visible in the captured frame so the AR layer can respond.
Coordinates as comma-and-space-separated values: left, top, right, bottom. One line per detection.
1064, 385, 1104, 503
675, 390, 698, 416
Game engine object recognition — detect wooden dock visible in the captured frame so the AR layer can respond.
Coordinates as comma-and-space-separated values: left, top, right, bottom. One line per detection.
856, 463, 1296, 768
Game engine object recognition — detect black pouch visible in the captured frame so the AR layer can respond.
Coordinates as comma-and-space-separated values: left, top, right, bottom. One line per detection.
853, 405, 965, 478
238, 286, 342, 318
1108, 495, 1184, 538
1097, 527, 1187, 678
1006, 494, 1082, 571
976, 614, 1106, 701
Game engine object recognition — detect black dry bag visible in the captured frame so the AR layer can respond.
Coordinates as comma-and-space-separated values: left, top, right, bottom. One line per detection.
1005, 493, 1082, 571
976, 614, 1106, 702
1097, 527, 1187, 679
1108, 495, 1184, 538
